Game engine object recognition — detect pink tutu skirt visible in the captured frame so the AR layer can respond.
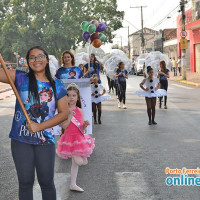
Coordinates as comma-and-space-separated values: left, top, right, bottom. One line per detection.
56, 131, 95, 159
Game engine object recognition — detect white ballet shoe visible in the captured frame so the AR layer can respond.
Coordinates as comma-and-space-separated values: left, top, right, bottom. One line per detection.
82, 158, 88, 165
70, 185, 84, 192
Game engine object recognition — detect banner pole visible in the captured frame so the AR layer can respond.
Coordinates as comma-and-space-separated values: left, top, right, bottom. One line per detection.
88, 39, 91, 70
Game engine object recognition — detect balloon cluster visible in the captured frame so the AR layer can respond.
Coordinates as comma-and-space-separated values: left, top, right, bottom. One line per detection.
19, 57, 28, 66
81, 20, 106, 48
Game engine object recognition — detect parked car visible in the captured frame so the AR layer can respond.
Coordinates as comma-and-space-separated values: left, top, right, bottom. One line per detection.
135, 59, 145, 76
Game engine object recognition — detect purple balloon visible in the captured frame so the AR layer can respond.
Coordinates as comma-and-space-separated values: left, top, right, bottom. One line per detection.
96, 23, 106, 32
83, 32, 90, 42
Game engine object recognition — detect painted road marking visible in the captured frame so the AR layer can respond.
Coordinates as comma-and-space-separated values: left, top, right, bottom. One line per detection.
168, 87, 175, 90
0, 90, 14, 100
115, 172, 154, 200
0, 108, 9, 113
127, 84, 133, 89
0, 104, 15, 113
171, 84, 194, 90
33, 173, 70, 200
0, 97, 15, 113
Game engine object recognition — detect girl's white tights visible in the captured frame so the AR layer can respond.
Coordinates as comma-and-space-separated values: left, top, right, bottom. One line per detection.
70, 156, 88, 192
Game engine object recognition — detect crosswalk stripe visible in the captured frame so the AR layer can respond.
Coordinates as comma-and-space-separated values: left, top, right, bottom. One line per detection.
115, 172, 154, 200
0, 101, 15, 113
0, 108, 8, 113
171, 84, 194, 90
33, 173, 70, 200
127, 84, 133, 89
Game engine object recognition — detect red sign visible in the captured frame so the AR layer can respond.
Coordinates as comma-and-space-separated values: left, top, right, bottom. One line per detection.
180, 31, 187, 38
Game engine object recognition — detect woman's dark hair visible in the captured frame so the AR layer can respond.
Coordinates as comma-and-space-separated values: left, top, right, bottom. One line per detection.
147, 66, 153, 73
26, 46, 57, 107
91, 53, 98, 70
160, 60, 166, 72
61, 50, 75, 66
118, 62, 124, 69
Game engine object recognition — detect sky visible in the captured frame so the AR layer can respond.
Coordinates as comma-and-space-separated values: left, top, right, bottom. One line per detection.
101, 0, 192, 53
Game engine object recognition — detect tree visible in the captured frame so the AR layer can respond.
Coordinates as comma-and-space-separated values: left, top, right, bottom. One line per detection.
0, 0, 124, 61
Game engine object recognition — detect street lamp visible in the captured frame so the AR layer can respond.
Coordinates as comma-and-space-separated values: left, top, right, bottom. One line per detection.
14, 52, 20, 68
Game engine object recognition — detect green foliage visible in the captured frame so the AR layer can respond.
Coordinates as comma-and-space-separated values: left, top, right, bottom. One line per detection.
0, 0, 124, 61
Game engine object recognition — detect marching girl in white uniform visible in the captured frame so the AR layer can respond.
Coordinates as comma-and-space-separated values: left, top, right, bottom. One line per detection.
91, 74, 110, 124
136, 66, 167, 125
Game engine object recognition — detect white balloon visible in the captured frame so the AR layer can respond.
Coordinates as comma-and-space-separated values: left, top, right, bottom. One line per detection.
143, 51, 171, 77
103, 49, 132, 79
75, 52, 90, 66
49, 55, 59, 80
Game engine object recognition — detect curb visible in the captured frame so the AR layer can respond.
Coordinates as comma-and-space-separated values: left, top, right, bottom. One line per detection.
178, 80, 200, 87
0, 88, 12, 93
170, 79, 200, 87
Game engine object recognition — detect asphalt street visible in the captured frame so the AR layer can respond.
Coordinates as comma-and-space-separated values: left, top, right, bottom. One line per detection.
0, 74, 200, 200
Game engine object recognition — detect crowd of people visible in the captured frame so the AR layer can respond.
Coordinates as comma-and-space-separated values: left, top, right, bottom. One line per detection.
0, 46, 170, 199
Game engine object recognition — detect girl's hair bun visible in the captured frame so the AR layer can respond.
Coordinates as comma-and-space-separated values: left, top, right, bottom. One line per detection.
147, 66, 153, 73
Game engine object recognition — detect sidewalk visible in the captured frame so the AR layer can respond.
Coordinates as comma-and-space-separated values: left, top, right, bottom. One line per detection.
169, 71, 200, 87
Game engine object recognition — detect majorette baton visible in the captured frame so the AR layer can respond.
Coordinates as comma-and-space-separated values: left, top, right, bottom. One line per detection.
0, 54, 31, 124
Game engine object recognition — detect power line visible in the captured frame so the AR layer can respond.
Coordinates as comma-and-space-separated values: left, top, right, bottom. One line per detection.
151, 0, 192, 29
152, 9, 178, 29
124, 18, 139, 30
151, 5, 180, 29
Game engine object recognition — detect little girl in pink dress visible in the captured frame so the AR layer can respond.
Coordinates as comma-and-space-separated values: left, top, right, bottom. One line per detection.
56, 83, 95, 192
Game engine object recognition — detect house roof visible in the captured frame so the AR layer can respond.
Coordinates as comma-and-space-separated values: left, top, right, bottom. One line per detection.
129, 27, 158, 36
163, 29, 177, 40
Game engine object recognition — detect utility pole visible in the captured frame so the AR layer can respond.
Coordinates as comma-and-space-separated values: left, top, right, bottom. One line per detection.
180, 0, 187, 80
130, 5, 147, 53
128, 26, 130, 58
121, 26, 130, 58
